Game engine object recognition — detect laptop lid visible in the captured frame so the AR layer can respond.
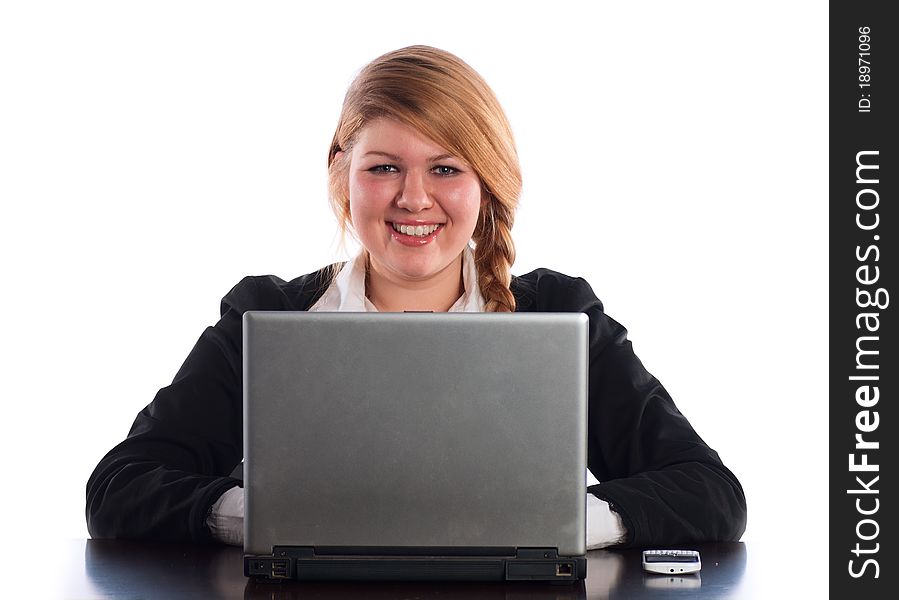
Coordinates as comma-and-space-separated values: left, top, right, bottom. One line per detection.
243, 312, 587, 562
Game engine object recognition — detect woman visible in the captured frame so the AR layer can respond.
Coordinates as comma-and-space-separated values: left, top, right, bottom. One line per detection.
86, 46, 746, 549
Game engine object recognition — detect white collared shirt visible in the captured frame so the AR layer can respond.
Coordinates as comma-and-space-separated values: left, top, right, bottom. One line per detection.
308, 244, 485, 313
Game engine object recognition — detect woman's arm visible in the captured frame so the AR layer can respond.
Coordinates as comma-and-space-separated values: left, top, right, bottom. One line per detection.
85, 269, 337, 542
85, 320, 244, 542
585, 323, 747, 547
514, 269, 747, 547
85, 274, 308, 542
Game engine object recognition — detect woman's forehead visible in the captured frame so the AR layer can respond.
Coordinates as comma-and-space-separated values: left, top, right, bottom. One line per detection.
354, 118, 459, 161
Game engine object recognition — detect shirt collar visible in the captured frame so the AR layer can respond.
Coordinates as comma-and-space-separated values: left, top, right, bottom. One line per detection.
309, 244, 485, 313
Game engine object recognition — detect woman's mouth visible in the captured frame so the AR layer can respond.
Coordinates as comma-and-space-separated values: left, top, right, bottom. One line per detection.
388, 222, 443, 246
392, 223, 440, 236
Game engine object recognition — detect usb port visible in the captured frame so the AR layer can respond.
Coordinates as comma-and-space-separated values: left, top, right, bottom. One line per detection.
271, 559, 289, 578
555, 563, 573, 576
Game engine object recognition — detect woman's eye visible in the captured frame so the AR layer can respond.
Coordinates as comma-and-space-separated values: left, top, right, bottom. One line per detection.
369, 165, 398, 174
433, 165, 458, 176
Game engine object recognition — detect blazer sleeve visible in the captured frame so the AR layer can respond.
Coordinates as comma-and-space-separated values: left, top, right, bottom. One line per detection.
519, 270, 747, 547
85, 276, 283, 542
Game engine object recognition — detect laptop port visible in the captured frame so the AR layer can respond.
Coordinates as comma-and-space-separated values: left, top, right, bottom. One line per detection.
271, 559, 289, 578
555, 563, 573, 576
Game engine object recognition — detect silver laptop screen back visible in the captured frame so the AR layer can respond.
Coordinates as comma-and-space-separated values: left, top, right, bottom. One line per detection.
243, 312, 587, 556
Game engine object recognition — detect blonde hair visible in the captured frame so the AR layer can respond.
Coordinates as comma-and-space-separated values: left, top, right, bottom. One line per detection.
327, 46, 521, 312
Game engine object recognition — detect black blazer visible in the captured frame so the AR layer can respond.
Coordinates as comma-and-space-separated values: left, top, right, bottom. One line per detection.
86, 267, 747, 547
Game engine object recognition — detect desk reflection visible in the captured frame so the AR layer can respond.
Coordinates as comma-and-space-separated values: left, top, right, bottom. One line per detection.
81, 540, 746, 600
84, 539, 245, 599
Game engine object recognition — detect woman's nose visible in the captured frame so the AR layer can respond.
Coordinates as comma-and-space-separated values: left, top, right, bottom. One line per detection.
396, 171, 434, 212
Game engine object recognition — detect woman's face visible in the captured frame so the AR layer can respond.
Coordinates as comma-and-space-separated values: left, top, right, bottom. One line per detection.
345, 118, 483, 282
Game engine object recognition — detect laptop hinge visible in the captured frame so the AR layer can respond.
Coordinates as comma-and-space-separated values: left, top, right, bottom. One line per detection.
514, 547, 559, 559
279, 546, 518, 557
271, 546, 560, 559
252, 545, 583, 581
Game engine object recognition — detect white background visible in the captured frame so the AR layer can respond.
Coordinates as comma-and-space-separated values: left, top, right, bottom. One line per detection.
1, 1, 826, 597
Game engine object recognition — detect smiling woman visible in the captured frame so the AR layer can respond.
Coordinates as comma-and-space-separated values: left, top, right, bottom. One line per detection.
343, 118, 483, 312
327, 45, 521, 314
85, 45, 747, 552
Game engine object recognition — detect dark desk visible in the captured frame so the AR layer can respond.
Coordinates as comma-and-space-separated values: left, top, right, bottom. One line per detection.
64, 540, 751, 599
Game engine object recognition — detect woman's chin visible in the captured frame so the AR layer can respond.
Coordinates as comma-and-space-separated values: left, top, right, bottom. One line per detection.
382, 253, 457, 283
389, 263, 442, 282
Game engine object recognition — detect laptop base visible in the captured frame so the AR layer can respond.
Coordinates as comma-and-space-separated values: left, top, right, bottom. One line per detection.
244, 546, 586, 582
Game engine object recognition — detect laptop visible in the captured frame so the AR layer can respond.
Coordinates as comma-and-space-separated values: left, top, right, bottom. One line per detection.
242, 312, 588, 582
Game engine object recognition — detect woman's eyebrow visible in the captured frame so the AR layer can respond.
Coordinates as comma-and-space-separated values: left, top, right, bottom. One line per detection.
362, 151, 458, 162
362, 151, 402, 161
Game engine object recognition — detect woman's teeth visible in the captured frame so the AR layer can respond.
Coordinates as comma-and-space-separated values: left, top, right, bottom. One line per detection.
392, 223, 440, 237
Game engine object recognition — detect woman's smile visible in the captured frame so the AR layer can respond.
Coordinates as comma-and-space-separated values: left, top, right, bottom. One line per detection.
388, 221, 444, 245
